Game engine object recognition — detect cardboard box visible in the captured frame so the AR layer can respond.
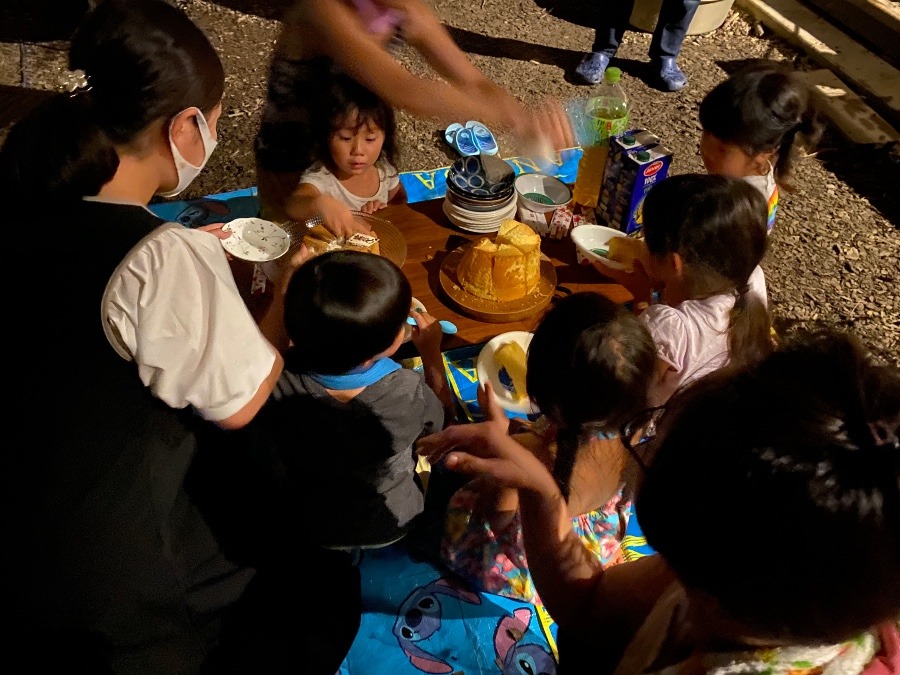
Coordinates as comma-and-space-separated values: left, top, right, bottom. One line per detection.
598, 138, 673, 234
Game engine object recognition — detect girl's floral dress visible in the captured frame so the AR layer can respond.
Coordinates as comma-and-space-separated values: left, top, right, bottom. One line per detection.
441, 485, 629, 605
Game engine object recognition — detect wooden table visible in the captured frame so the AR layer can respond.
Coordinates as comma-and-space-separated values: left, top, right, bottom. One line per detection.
237, 198, 632, 351
380, 199, 632, 350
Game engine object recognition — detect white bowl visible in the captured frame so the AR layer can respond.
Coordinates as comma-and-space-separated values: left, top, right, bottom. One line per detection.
514, 173, 572, 214
570, 224, 630, 271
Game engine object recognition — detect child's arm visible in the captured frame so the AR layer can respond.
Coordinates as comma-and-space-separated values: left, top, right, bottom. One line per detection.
592, 253, 655, 313
409, 310, 455, 426
417, 383, 675, 637
284, 183, 366, 239
565, 435, 630, 517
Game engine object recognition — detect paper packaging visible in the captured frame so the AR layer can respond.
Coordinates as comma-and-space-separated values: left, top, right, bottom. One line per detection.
600, 129, 661, 202
598, 139, 673, 234
517, 204, 551, 236
548, 205, 574, 239
518, 204, 576, 240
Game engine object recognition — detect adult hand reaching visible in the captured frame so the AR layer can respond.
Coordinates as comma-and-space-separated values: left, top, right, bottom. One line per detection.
511, 99, 577, 158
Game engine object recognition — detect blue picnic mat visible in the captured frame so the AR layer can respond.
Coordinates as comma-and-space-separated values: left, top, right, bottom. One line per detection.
340, 545, 560, 674
148, 163, 660, 674
335, 345, 653, 674
147, 148, 584, 224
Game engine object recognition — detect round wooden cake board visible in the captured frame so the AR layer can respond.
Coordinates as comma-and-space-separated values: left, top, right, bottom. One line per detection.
353, 212, 407, 268
438, 244, 557, 323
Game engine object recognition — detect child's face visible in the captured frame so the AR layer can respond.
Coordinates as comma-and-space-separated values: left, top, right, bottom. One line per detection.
699, 131, 770, 178
328, 111, 385, 179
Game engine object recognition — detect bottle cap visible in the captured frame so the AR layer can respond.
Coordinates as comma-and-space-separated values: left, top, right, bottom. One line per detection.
636, 150, 651, 161
622, 134, 636, 145
604, 67, 622, 83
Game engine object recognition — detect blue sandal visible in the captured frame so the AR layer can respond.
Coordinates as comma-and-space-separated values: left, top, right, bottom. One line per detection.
454, 126, 479, 156
466, 120, 498, 155
444, 122, 463, 148
445, 122, 479, 156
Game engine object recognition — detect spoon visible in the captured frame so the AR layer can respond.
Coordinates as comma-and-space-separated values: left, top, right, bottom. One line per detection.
406, 316, 458, 335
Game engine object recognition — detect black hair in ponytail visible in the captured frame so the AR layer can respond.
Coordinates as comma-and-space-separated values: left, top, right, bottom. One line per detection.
526, 292, 657, 499
699, 61, 824, 189
642, 174, 772, 371
0, 0, 224, 213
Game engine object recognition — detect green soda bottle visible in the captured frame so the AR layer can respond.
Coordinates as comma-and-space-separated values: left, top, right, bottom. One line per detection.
571, 67, 630, 209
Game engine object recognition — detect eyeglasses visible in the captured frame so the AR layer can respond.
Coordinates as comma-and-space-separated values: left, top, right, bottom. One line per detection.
620, 406, 666, 472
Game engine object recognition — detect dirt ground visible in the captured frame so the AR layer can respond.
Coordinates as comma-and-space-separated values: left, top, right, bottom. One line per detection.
2, 0, 898, 364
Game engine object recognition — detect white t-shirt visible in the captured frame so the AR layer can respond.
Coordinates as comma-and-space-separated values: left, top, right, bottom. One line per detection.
639, 277, 768, 407
742, 163, 776, 204
299, 157, 400, 210
742, 162, 778, 233
743, 164, 774, 307
103, 211, 276, 423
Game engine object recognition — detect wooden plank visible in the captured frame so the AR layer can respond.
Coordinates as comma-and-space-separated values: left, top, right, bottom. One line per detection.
736, 0, 900, 124
801, 0, 900, 67
799, 69, 900, 144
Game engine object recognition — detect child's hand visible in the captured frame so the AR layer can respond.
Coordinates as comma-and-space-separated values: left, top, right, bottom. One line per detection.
315, 195, 370, 240
592, 259, 655, 309
360, 200, 386, 214
417, 383, 556, 493
409, 310, 443, 358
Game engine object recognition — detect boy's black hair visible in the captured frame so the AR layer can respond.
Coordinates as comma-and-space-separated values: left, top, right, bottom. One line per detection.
642, 173, 772, 371
638, 329, 900, 643
527, 292, 657, 499
699, 61, 823, 189
284, 251, 411, 375
0, 0, 224, 214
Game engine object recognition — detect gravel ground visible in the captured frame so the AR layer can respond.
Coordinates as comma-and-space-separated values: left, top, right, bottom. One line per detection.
2, 0, 898, 364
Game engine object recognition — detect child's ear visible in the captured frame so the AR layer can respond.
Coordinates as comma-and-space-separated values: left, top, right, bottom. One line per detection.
753, 148, 777, 174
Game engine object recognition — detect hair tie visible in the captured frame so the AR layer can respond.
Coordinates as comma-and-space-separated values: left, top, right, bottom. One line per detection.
57, 69, 91, 96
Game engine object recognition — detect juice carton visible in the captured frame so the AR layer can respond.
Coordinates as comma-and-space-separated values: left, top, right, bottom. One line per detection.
598, 129, 661, 201
599, 141, 673, 235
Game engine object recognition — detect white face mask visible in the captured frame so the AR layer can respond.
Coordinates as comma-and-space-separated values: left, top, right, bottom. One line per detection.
157, 107, 217, 198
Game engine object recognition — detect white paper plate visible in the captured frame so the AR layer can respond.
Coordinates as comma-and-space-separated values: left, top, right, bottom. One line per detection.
476, 331, 539, 415
221, 217, 290, 262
